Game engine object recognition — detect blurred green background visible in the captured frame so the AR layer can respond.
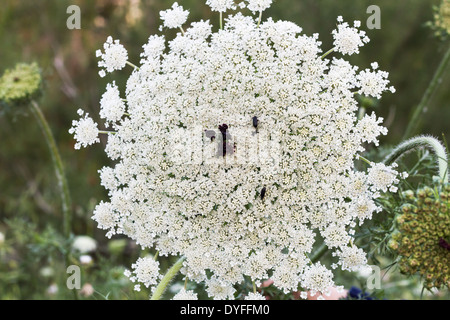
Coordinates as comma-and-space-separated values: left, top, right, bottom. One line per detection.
0, 0, 449, 299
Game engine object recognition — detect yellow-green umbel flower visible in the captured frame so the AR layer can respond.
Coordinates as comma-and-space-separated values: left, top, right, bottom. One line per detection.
0, 62, 42, 107
389, 184, 450, 290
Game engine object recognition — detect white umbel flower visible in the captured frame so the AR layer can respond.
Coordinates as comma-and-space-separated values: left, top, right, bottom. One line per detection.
96, 36, 128, 77
172, 288, 199, 300
332, 16, 369, 55
72, 1, 401, 297
247, 0, 273, 13
206, 0, 236, 12
367, 162, 400, 193
99, 82, 126, 124
245, 292, 266, 300
72, 235, 97, 253
160, 2, 189, 29
301, 263, 335, 297
357, 63, 396, 98
68, 109, 100, 149
127, 256, 161, 289
333, 246, 368, 272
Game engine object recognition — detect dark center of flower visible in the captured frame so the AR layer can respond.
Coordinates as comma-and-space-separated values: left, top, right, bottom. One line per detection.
438, 238, 450, 251
13, 77, 20, 82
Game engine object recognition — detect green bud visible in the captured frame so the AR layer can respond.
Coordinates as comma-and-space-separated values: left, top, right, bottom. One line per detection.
0, 62, 42, 108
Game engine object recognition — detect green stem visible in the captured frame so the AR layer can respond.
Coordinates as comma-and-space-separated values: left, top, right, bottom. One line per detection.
383, 135, 449, 184
220, 12, 223, 30
150, 256, 185, 300
30, 100, 77, 299
310, 242, 328, 263
257, 11, 262, 27
403, 45, 450, 140
358, 155, 372, 166
126, 61, 140, 70
321, 47, 336, 59
30, 100, 72, 238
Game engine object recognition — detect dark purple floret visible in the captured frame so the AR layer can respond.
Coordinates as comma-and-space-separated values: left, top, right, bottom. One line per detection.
438, 238, 450, 251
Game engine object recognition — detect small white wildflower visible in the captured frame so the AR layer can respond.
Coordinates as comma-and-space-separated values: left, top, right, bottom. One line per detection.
97, 36, 128, 77
47, 284, 58, 295
92, 201, 116, 230
357, 64, 395, 98
334, 246, 368, 272
99, 82, 126, 124
72, 235, 97, 253
205, 278, 236, 300
332, 17, 369, 55
69, 110, 100, 149
160, 2, 189, 29
172, 288, 199, 300
356, 112, 387, 146
0, 232, 4, 246
141, 35, 166, 61
301, 263, 335, 296
127, 257, 161, 288
40, 266, 54, 278
244, 292, 266, 300
79, 254, 93, 265
206, 0, 236, 12
186, 20, 213, 39
367, 162, 400, 193
246, 0, 273, 13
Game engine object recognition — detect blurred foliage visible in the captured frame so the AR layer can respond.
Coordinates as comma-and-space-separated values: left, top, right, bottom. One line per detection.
0, 0, 449, 299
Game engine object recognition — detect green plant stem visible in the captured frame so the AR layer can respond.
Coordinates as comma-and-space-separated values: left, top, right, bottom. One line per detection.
30, 100, 77, 299
151, 256, 185, 300
310, 242, 328, 263
403, 45, 450, 140
321, 47, 335, 59
30, 100, 72, 238
383, 135, 449, 184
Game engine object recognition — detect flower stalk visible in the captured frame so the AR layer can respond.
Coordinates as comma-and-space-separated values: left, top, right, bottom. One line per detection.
403, 45, 450, 139
30, 100, 72, 238
310, 242, 328, 263
150, 256, 185, 300
383, 135, 449, 184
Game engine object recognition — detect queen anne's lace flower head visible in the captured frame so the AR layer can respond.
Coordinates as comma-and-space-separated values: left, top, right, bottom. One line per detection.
96, 36, 128, 77
125, 256, 162, 290
333, 16, 369, 55
69, 109, 100, 149
70, 0, 401, 299
246, 0, 273, 13
160, 2, 189, 29
99, 82, 126, 125
172, 288, 199, 300
245, 292, 267, 300
206, 0, 236, 12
